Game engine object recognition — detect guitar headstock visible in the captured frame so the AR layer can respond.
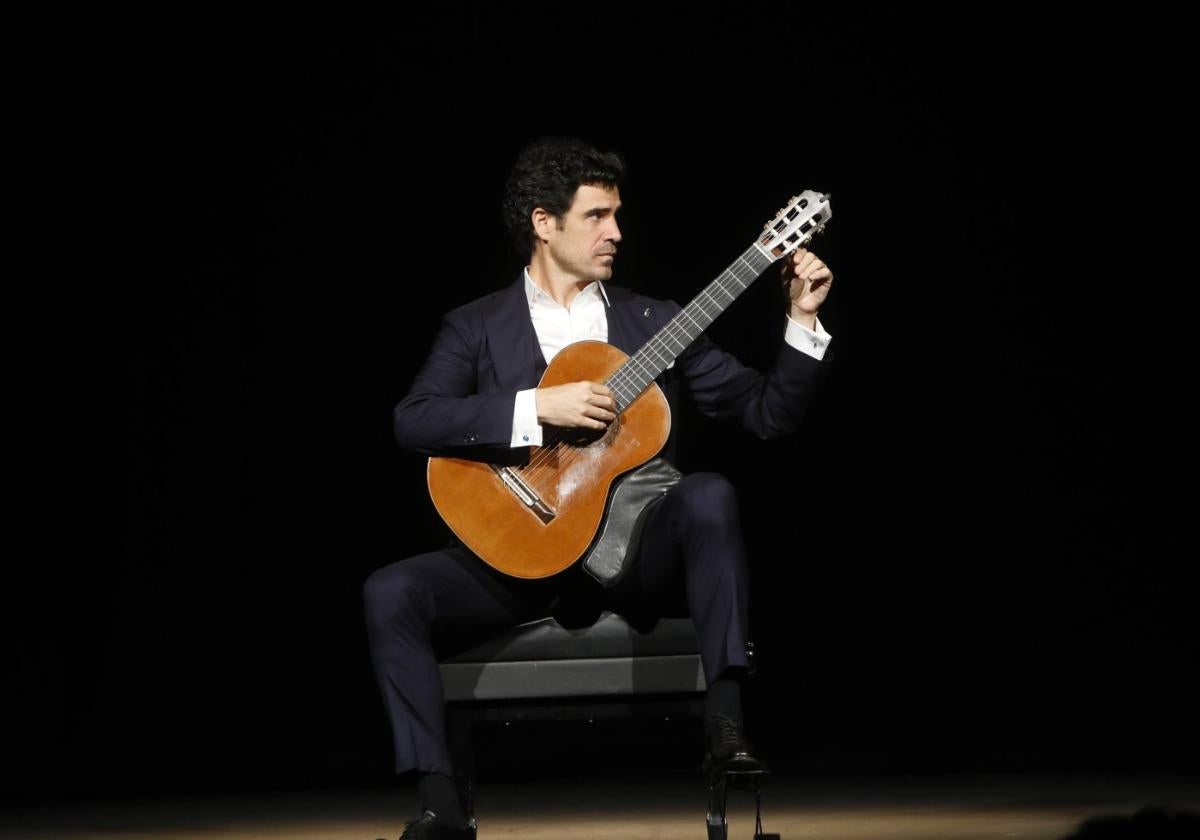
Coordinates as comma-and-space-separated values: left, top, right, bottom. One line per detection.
756, 190, 832, 260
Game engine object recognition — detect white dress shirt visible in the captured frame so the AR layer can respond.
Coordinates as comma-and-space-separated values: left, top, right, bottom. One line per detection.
510, 267, 831, 447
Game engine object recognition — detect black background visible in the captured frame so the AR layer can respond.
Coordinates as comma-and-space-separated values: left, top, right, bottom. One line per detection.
12, 8, 1191, 800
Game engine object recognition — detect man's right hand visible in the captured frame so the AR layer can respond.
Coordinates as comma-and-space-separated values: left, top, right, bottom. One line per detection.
535, 381, 616, 430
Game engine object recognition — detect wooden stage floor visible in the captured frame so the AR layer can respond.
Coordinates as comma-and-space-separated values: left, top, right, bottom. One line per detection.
5, 770, 1196, 839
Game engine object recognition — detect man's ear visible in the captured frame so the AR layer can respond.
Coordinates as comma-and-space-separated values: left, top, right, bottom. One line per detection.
530, 207, 557, 243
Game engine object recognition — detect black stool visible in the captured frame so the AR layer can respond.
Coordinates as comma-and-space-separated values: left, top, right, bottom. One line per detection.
437, 610, 778, 838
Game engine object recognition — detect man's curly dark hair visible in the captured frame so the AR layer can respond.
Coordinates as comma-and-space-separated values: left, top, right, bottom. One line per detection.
501, 137, 626, 258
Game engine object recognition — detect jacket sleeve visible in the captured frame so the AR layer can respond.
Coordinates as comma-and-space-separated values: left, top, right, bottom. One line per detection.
392, 310, 519, 456
667, 300, 832, 440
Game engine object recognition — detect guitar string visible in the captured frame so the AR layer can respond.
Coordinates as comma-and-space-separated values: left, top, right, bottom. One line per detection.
520, 258, 755, 481
508, 213, 824, 506
518, 250, 768, 484
518, 251, 767, 485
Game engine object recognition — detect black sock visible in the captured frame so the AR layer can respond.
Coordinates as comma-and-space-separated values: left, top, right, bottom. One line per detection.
705, 666, 746, 722
417, 772, 468, 827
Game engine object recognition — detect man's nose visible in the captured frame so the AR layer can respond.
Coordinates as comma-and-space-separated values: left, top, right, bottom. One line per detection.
606, 217, 622, 242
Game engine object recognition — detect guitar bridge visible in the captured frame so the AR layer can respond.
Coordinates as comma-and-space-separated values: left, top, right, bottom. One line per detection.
490, 465, 556, 524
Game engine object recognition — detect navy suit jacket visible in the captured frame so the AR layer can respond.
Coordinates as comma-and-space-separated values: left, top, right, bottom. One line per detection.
394, 273, 831, 466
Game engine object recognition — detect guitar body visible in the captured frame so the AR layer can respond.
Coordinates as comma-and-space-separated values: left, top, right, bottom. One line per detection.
427, 340, 670, 579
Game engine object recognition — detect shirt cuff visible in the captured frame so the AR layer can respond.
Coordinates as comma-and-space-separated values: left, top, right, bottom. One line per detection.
784, 314, 832, 360
511, 388, 544, 447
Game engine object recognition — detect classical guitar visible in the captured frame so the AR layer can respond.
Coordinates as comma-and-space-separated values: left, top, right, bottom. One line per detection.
428, 191, 831, 579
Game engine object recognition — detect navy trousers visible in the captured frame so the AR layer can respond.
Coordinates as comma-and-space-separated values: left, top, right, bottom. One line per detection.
362, 472, 753, 776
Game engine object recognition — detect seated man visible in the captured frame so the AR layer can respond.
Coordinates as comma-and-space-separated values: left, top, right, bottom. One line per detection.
363, 136, 834, 839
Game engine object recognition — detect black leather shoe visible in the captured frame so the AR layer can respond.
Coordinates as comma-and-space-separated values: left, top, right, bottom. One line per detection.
703, 714, 768, 779
397, 809, 477, 840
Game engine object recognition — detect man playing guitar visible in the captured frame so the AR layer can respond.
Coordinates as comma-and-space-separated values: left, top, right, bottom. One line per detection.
364, 136, 834, 840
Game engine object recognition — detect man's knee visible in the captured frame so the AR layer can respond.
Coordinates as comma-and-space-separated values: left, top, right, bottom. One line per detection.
675, 472, 739, 529
362, 564, 430, 632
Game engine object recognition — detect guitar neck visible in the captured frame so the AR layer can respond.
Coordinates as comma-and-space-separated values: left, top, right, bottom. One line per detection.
606, 244, 777, 411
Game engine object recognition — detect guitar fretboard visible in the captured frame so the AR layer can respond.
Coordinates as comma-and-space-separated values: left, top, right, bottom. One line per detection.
606, 245, 775, 411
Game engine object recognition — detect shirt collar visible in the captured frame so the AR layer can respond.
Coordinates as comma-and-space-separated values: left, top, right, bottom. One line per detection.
523, 267, 610, 308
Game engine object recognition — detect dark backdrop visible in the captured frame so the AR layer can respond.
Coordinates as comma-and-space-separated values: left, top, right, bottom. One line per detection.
12, 8, 1190, 798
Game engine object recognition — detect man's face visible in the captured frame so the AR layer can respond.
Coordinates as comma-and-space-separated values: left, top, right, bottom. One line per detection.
543, 184, 622, 284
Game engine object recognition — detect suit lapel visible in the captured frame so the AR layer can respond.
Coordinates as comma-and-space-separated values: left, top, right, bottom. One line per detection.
482, 273, 541, 392
604, 284, 656, 355
481, 275, 660, 391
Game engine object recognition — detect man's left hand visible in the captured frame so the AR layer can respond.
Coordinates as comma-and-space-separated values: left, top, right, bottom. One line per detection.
781, 248, 833, 329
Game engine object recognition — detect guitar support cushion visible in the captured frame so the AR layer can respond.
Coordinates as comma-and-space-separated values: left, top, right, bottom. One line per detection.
581, 457, 684, 588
